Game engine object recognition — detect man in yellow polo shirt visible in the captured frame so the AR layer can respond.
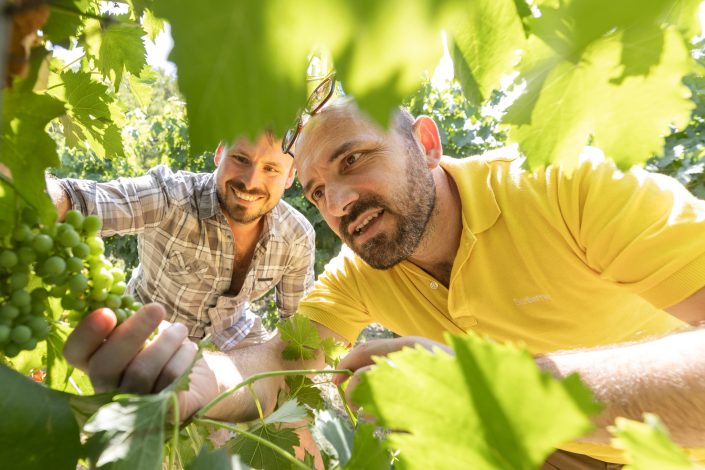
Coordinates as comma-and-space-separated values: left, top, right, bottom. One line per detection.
64, 97, 705, 467
287, 98, 705, 467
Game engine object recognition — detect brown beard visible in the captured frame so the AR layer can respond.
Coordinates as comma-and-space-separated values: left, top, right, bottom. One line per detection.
342, 148, 435, 269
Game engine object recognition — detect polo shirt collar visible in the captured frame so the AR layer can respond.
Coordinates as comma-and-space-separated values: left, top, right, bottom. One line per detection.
198, 172, 220, 220
440, 155, 501, 235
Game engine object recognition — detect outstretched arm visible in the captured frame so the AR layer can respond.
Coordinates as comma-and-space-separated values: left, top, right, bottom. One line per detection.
45, 174, 72, 221
63, 305, 341, 421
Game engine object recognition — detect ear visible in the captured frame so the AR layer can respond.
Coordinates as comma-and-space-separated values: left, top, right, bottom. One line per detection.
412, 116, 443, 169
214, 142, 225, 166
284, 164, 296, 189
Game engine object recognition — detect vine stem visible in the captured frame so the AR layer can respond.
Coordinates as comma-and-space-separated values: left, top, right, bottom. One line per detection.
169, 393, 180, 470
195, 369, 352, 418
194, 418, 310, 470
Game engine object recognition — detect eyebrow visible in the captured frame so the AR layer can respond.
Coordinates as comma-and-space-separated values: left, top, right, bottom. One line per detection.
302, 140, 359, 196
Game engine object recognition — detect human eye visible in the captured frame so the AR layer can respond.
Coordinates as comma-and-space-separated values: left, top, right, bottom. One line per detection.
343, 152, 363, 167
310, 187, 324, 203
232, 154, 250, 164
264, 165, 280, 174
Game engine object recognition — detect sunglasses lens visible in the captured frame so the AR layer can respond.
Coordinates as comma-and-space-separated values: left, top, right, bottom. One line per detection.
307, 75, 335, 113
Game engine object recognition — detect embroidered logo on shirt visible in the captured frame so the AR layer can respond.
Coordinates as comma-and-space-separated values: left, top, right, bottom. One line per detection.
513, 294, 552, 305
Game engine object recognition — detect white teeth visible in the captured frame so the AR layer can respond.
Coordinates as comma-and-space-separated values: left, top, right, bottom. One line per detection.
355, 211, 381, 234
233, 189, 260, 201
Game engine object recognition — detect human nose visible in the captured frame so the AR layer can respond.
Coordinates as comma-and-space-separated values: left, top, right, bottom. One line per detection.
239, 165, 262, 190
326, 186, 358, 217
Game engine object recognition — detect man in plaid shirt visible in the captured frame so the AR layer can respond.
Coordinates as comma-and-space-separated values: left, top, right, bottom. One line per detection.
48, 133, 315, 351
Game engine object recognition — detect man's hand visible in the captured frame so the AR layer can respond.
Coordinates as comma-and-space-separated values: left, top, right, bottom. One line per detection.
63, 304, 216, 418
333, 336, 451, 404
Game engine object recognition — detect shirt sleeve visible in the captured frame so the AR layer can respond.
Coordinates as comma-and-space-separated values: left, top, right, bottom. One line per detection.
59, 165, 179, 237
556, 153, 705, 308
297, 246, 373, 345
275, 221, 316, 318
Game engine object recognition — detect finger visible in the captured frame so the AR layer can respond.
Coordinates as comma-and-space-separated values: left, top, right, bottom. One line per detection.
153, 339, 198, 392
63, 308, 117, 371
345, 365, 373, 407
334, 338, 405, 385
88, 303, 166, 392
119, 322, 189, 394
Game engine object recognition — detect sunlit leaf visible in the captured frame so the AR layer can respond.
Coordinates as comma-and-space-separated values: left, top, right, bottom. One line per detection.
262, 398, 308, 426
343, 423, 391, 470
278, 315, 321, 361
353, 334, 600, 470
228, 425, 298, 470
186, 446, 251, 470
84, 19, 147, 90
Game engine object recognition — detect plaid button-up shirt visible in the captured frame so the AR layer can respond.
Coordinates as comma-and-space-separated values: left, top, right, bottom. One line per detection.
61, 165, 315, 350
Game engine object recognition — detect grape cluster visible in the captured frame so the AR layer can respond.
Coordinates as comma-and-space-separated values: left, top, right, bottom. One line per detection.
0, 208, 141, 358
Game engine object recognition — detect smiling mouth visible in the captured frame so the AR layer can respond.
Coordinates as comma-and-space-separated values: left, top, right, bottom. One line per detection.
353, 209, 384, 235
232, 188, 263, 202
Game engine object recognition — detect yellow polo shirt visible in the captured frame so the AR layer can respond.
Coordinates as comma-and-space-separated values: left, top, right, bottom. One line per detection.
298, 147, 705, 463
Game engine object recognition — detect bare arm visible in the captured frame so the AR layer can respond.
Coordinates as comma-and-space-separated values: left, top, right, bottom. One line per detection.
45, 174, 71, 220
63, 306, 342, 422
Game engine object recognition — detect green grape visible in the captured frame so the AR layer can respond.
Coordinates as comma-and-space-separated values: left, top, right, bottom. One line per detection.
72, 242, 90, 259
17, 246, 36, 265
49, 285, 67, 297
27, 317, 49, 336
30, 302, 45, 316
110, 268, 125, 283
30, 287, 49, 302
9, 272, 29, 290
31, 234, 54, 255
63, 210, 84, 230
90, 288, 109, 302
105, 294, 122, 310
66, 256, 84, 273
20, 337, 38, 351
11, 290, 31, 307
11, 325, 31, 344
18, 304, 31, 315
87, 237, 104, 256
72, 298, 86, 311
110, 281, 127, 295
114, 308, 128, 323
0, 304, 19, 320
0, 250, 18, 269
12, 224, 32, 242
21, 207, 39, 226
92, 268, 113, 291
132, 302, 143, 310
4, 343, 21, 357
68, 274, 88, 293
57, 226, 80, 248
82, 215, 102, 235
43, 256, 67, 277
121, 295, 136, 308
0, 324, 10, 344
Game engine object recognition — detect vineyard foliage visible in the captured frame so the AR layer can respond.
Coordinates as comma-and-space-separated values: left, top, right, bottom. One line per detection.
2, 0, 705, 469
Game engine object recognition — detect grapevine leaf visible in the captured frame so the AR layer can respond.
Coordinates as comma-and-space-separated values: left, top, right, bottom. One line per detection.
285, 375, 325, 411
42, 0, 94, 42
506, 27, 693, 170
261, 398, 308, 427
69, 392, 116, 428
0, 364, 82, 470
610, 414, 697, 470
227, 425, 298, 470
278, 315, 321, 361
449, 0, 526, 104
10, 340, 45, 374
1, 87, 63, 225
186, 446, 251, 470
0, 180, 16, 230
311, 410, 354, 466
141, 9, 165, 42
343, 423, 391, 470
335, 0, 461, 128
45, 321, 72, 389
84, 19, 147, 90
321, 336, 347, 367
353, 333, 601, 470
84, 394, 168, 469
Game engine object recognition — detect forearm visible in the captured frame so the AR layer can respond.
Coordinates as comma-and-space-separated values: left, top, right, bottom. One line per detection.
45, 174, 71, 220
536, 328, 705, 447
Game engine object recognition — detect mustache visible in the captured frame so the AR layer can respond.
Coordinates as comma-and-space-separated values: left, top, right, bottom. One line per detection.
339, 196, 387, 238
228, 180, 268, 197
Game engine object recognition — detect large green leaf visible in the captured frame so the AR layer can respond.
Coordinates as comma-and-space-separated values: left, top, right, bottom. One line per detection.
228, 425, 299, 470
311, 410, 354, 466
450, 0, 527, 104
84, 19, 147, 90
0, 364, 82, 470
1, 87, 63, 225
610, 414, 699, 470
353, 334, 600, 470
84, 393, 169, 469
261, 398, 308, 427
285, 375, 325, 411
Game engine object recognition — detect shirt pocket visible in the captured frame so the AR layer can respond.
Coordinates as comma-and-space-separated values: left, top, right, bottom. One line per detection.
166, 250, 210, 278
252, 266, 284, 297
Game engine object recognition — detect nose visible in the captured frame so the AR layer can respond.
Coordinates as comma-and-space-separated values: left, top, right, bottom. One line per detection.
240, 165, 261, 190
326, 186, 358, 218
